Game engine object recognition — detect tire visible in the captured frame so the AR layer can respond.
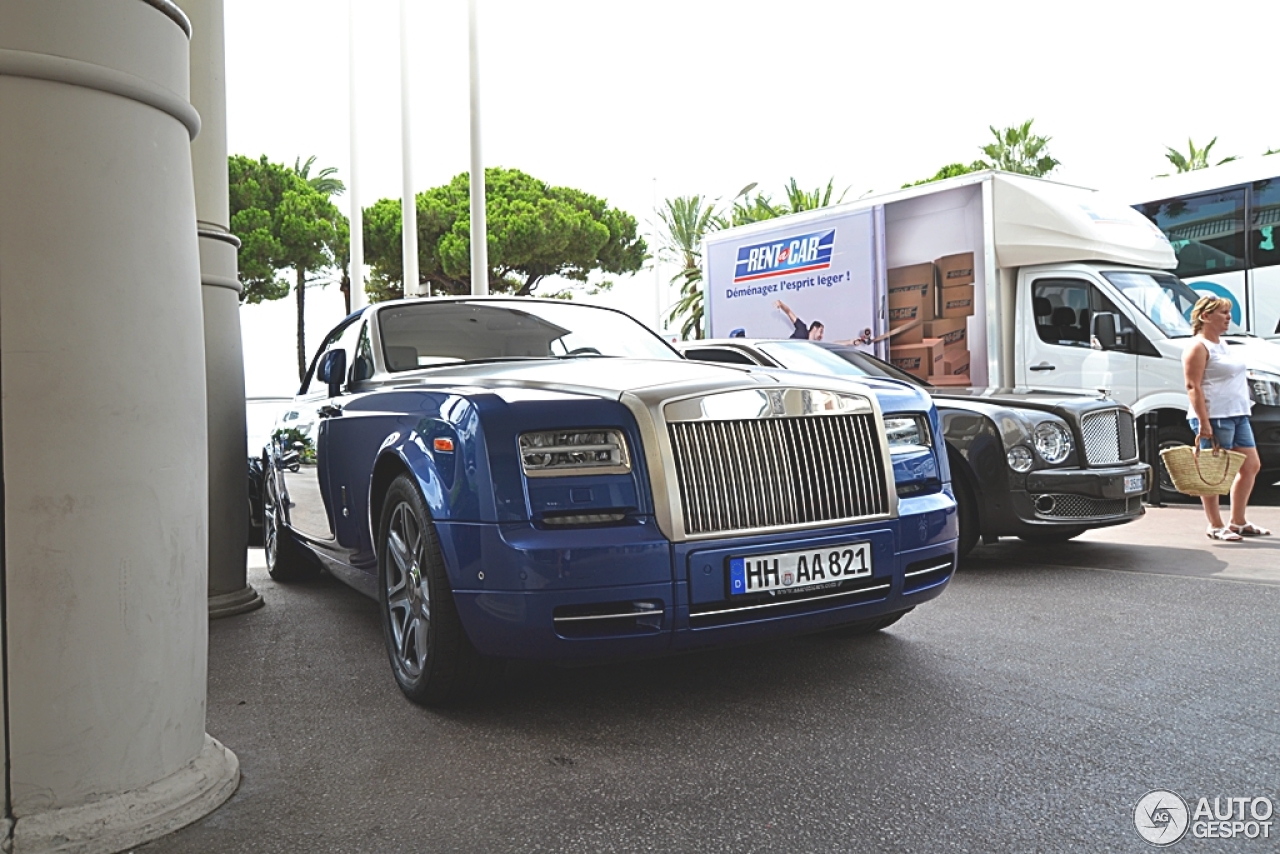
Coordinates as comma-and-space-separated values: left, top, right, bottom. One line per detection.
1155, 423, 1198, 504
953, 471, 980, 559
826, 608, 912, 638
263, 469, 319, 582
377, 474, 491, 706
1016, 528, 1086, 544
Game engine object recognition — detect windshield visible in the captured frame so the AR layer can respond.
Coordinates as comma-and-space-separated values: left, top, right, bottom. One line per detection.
376, 299, 681, 369
1102, 271, 1246, 338
753, 340, 917, 385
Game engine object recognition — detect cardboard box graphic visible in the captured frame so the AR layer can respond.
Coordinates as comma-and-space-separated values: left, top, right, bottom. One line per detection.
928, 374, 972, 387
889, 305, 925, 345
889, 338, 944, 380
936, 349, 970, 377
939, 284, 975, 319
923, 317, 967, 353
935, 252, 975, 287
887, 263, 935, 323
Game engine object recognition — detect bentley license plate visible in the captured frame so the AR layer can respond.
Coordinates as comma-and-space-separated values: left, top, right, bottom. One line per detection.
729, 543, 872, 597
1124, 474, 1144, 494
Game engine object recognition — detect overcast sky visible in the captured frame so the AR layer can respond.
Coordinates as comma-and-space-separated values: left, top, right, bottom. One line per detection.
225, 0, 1277, 395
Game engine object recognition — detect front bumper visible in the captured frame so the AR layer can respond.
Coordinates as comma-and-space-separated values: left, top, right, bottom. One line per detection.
440, 491, 958, 661
998, 462, 1151, 535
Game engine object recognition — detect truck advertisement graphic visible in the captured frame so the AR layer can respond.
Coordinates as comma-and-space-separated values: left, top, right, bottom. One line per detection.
704, 208, 882, 348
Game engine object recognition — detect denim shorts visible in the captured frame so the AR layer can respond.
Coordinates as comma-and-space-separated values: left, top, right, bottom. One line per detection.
1188, 415, 1256, 449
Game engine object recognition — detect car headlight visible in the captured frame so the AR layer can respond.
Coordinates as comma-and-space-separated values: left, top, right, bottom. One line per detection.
1033, 421, 1072, 464
519, 429, 631, 477
1007, 446, 1033, 472
1248, 370, 1280, 407
884, 414, 931, 453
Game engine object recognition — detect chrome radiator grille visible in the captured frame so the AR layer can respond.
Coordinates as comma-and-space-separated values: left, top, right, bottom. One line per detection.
1080, 408, 1138, 466
668, 413, 889, 536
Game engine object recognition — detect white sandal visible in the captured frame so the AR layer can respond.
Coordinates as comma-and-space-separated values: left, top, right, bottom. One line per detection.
1228, 521, 1271, 537
1208, 526, 1244, 542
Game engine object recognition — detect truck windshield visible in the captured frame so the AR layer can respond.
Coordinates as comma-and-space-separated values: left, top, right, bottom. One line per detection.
1102, 271, 1246, 339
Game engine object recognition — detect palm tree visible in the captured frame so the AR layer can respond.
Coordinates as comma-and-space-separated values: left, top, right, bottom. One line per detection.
656, 195, 720, 339
981, 119, 1060, 176
781, 177, 849, 213
293, 155, 346, 198
1161, 137, 1238, 174
293, 156, 352, 312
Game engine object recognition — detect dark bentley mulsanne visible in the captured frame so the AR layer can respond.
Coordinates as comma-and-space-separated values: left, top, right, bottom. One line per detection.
262, 298, 958, 705
677, 339, 1152, 558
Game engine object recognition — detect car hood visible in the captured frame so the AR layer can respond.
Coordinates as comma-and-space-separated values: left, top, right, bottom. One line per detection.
377, 356, 857, 400
929, 386, 1123, 417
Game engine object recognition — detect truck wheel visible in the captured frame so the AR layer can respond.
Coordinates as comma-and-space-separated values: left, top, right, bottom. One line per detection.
378, 474, 492, 706
263, 471, 319, 582
1155, 423, 1197, 503
826, 609, 912, 637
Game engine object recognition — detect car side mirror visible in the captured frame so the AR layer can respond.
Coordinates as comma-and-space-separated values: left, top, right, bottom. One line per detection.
1091, 312, 1118, 350
318, 349, 347, 398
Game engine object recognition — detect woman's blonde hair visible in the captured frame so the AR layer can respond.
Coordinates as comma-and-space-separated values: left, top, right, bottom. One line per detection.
1190, 295, 1233, 335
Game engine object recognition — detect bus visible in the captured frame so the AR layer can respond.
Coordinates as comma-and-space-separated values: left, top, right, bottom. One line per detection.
1129, 156, 1280, 339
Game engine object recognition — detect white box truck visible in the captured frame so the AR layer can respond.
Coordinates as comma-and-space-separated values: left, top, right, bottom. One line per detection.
702, 170, 1280, 496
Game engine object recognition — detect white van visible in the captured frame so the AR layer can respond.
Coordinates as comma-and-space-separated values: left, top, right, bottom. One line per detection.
701, 170, 1280, 496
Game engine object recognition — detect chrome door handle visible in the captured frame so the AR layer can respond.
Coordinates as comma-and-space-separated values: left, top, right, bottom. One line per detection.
1029, 363, 1056, 372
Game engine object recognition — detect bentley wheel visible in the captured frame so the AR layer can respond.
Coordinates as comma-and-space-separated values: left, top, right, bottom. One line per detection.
263, 470, 318, 582
378, 474, 489, 706
826, 608, 912, 637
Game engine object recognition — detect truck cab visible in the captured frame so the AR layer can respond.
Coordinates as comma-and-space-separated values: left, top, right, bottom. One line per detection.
1015, 261, 1280, 496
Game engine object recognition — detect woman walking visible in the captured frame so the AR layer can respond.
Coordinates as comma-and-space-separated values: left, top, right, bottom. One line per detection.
1182, 295, 1270, 541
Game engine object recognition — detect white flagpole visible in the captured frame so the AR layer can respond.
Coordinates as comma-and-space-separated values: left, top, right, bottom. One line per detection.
348, 0, 365, 310
399, 0, 420, 297
468, 0, 488, 295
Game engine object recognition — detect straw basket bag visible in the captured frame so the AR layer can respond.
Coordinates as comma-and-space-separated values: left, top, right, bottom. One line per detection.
1159, 441, 1245, 497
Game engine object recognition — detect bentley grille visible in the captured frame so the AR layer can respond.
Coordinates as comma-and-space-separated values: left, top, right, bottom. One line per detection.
668, 413, 889, 536
1079, 408, 1138, 466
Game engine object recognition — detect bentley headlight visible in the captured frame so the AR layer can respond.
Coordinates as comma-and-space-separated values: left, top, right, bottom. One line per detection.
1033, 421, 1073, 464
1248, 370, 1280, 407
1007, 446, 1033, 473
519, 429, 631, 477
884, 414, 930, 453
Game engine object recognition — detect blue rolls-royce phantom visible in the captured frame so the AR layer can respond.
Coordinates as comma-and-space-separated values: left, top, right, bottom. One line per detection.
262, 297, 958, 705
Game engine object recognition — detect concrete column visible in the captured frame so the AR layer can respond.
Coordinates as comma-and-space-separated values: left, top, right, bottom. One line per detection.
178, 0, 261, 620
0, 1, 239, 851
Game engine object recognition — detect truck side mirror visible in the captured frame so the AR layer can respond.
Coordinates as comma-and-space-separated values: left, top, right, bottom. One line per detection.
318, 349, 347, 398
1091, 312, 1118, 350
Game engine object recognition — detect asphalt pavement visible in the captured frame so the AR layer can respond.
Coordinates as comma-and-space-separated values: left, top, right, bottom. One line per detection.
137, 492, 1280, 854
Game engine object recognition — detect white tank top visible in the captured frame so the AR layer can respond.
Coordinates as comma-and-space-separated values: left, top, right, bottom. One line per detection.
1191, 338, 1252, 419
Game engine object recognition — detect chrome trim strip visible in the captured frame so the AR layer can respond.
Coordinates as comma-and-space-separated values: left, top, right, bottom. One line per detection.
553, 610, 658, 624
0, 49, 201, 139
690, 584, 892, 618
904, 562, 953, 578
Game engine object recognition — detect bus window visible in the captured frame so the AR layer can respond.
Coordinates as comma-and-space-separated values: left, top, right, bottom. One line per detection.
1253, 179, 1280, 335
1139, 189, 1246, 279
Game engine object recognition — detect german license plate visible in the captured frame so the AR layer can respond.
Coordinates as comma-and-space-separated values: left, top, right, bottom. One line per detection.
729, 543, 872, 597
1124, 474, 1144, 494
